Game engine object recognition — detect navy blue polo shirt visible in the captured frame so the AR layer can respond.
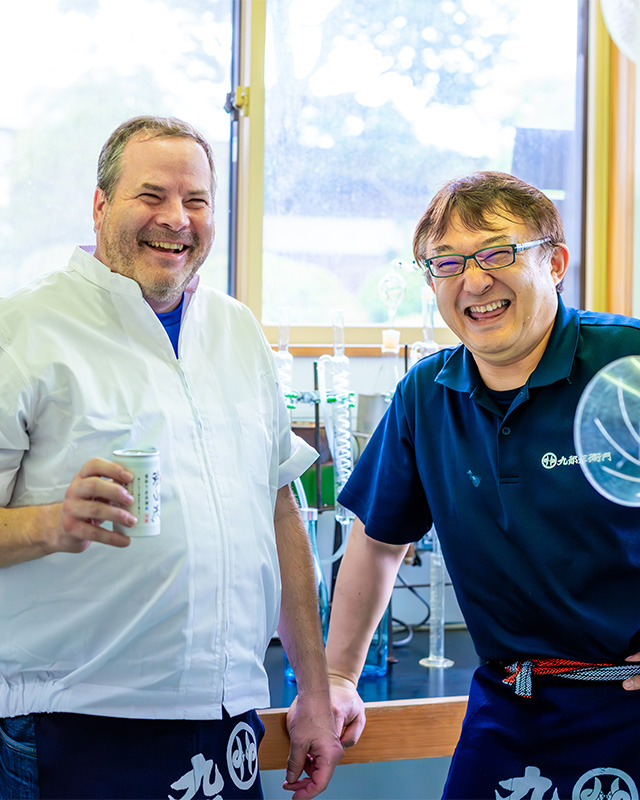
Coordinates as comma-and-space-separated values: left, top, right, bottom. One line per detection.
339, 299, 640, 663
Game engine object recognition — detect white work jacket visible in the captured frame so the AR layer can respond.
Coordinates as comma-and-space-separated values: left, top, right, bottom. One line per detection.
0, 246, 317, 719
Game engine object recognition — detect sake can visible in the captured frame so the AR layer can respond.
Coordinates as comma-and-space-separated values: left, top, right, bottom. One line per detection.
112, 448, 161, 537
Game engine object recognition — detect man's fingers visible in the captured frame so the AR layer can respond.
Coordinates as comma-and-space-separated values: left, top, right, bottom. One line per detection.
623, 675, 640, 691
77, 457, 133, 485
58, 463, 138, 551
66, 495, 136, 525
625, 651, 640, 663
283, 756, 339, 800
60, 514, 132, 548
282, 775, 314, 800
285, 746, 305, 786
339, 716, 364, 748
62, 468, 137, 537
623, 653, 640, 690
68, 475, 133, 505
81, 518, 133, 547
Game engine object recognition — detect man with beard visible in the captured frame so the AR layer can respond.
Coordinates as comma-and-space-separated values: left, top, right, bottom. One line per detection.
0, 116, 342, 800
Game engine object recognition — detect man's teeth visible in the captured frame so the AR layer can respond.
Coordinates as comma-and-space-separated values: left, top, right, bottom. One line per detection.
148, 241, 186, 252
469, 300, 508, 314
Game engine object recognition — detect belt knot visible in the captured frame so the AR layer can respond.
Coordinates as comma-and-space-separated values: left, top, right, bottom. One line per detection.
502, 658, 640, 698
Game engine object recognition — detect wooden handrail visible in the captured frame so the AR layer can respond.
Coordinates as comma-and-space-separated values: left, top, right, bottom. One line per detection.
257, 696, 468, 770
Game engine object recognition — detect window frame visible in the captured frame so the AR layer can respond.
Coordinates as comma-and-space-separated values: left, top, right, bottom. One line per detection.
584, 0, 636, 315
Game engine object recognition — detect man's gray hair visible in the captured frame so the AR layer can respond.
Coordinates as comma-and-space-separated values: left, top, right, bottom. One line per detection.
97, 115, 217, 202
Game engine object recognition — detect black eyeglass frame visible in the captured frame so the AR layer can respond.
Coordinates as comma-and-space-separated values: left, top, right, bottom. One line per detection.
421, 237, 553, 278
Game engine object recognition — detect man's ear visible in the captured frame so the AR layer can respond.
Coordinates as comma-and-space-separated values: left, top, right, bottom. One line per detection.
425, 271, 435, 292
549, 243, 570, 287
93, 187, 108, 232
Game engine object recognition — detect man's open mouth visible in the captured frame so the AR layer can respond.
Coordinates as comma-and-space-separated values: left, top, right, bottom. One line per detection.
145, 241, 188, 253
466, 299, 510, 320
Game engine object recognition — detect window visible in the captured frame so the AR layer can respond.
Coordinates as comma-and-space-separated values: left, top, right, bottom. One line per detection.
0, 0, 232, 297
0, 1, 628, 338
254, 0, 588, 343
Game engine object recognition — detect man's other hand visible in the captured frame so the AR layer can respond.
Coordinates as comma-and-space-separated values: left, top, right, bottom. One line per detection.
283, 690, 343, 799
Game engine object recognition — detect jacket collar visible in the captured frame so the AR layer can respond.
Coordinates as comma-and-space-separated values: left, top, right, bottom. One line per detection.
70, 245, 200, 304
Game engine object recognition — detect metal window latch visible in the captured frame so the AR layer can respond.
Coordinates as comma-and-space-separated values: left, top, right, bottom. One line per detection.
224, 86, 250, 116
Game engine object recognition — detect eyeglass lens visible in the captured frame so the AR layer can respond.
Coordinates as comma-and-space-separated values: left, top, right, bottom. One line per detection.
430, 245, 515, 276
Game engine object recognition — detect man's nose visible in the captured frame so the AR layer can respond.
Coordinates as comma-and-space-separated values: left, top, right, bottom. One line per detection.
156, 199, 189, 230
460, 258, 493, 292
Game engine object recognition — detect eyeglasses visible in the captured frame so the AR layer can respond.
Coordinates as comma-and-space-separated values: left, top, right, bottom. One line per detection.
422, 238, 552, 278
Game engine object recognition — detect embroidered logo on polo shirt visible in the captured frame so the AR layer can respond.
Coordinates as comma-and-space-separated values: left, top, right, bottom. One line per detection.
541, 451, 612, 470
466, 469, 481, 487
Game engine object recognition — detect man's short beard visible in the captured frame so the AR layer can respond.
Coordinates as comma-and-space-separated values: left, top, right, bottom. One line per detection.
102, 228, 207, 300
140, 265, 201, 304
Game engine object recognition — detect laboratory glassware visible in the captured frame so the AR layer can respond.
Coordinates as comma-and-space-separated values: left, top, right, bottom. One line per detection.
409, 286, 439, 368
419, 528, 454, 669
318, 310, 355, 538
378, 261, 406, 329
360, 608, 390, 679
284, 507, 330, 682
273, 305, 296, 412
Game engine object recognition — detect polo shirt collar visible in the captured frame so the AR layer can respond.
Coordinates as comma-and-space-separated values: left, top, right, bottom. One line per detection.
528, 296, 578, 388
435, 296, 579, 403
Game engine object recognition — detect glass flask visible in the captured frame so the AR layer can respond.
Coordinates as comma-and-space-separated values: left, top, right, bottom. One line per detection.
360, 606, 389, 680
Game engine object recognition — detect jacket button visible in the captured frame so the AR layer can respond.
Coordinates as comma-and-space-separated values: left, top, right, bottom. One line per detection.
501, 426, 511, 436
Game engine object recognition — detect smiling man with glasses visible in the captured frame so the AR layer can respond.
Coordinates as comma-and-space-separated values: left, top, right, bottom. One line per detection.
321, 171, 640, 798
